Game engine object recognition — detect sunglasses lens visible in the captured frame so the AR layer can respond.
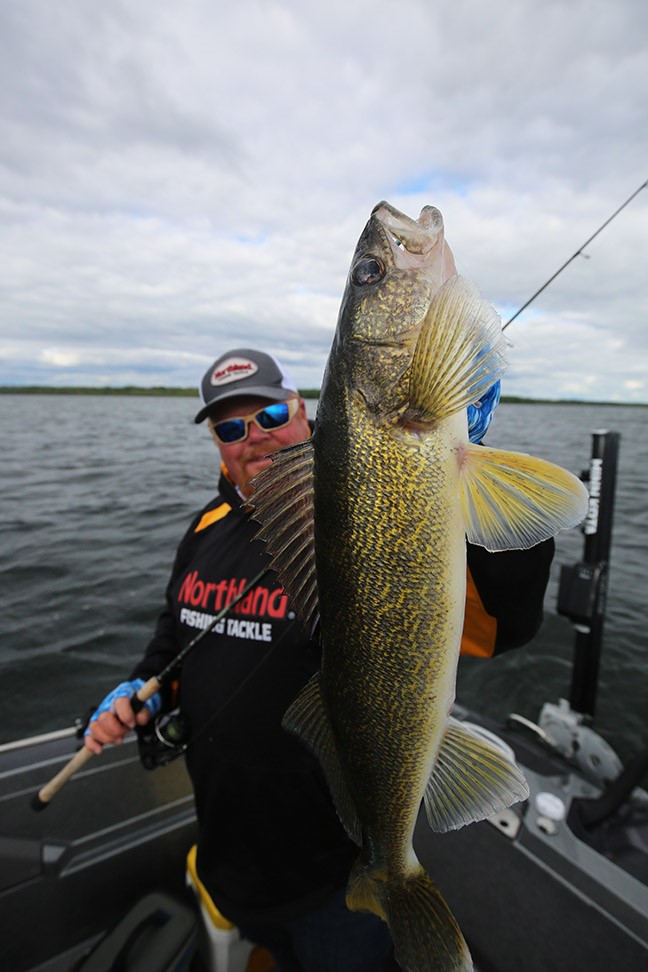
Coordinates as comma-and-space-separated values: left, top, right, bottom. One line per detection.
213, 419, 246, 443
212, 401, 294, 444
256, 403, 291, 429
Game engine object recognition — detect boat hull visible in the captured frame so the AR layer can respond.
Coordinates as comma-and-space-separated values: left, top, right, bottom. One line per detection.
1, 709, 647, 972
0, 730, 197, 972
416, 705, 648, 972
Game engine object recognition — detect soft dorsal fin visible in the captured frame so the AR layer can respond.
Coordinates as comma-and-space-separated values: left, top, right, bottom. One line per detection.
247, 439, 319, 631
282, 674, 362, 845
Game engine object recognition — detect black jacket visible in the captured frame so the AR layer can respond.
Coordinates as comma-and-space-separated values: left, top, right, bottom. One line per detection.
133, 469, 553, 924
132, 472, 356, 925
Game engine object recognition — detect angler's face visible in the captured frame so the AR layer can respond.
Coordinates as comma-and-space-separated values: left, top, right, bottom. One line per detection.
208, 394, 310, 496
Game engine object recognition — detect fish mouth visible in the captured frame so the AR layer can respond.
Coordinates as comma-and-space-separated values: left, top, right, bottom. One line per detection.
372, 200, 443, 254
370, 201, 456, 277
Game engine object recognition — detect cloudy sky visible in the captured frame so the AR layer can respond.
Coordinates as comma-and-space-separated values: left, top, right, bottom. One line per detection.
0, 0, 646, 402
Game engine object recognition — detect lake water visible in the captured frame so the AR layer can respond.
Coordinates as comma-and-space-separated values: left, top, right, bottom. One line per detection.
1, 394, 646, 764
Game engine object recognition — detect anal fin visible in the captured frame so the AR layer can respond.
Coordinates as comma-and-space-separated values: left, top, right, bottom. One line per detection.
424, 717, 529, 833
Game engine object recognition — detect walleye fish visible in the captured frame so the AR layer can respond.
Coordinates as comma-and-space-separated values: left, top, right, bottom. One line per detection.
249, 201, 589, 972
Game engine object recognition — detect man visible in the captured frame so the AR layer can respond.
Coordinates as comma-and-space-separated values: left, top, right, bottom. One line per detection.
86, 347, 553, 971
86, 348, 394, 971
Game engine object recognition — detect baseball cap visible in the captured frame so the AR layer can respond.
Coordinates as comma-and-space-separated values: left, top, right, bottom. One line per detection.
194, 348, 299, 424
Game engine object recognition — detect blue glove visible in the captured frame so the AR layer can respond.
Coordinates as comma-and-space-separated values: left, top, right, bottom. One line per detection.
85, 679, 162, 734
467, 380, 501, 444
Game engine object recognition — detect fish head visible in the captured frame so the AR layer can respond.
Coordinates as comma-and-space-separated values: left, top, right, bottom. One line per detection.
327, 201, 457, 416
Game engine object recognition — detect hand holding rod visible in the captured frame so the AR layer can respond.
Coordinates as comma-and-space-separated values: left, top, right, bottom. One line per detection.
30, 674, 162, 811
30, 566, 271, 811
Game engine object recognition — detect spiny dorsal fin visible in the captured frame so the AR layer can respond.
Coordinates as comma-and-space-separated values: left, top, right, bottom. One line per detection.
424, 717, 529, 832
247, 439, 319, 630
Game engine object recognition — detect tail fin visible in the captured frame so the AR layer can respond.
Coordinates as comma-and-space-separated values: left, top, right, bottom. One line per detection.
347, 859, 473, 972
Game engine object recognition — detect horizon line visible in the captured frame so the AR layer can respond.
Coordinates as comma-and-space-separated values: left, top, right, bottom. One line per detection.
0, 385, 645, 407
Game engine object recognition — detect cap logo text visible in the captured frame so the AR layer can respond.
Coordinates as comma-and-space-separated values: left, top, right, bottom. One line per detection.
210, 357, 259, 387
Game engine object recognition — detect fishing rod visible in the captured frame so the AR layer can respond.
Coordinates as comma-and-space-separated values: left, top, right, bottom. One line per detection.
139, 598, 304, 771
502, 179, 647, 331
31, 565, 271, 811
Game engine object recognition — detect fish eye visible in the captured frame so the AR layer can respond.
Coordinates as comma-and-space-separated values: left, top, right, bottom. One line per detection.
352, 257, 385, 286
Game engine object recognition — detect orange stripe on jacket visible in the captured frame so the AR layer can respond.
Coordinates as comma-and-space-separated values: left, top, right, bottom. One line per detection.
460, 568, 497, 658
195, 502, 232, 533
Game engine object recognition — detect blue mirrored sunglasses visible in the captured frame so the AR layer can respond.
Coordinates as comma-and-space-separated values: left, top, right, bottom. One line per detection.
209, 399, 299, 445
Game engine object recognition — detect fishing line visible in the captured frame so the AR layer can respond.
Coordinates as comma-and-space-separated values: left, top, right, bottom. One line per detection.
502, 179, 647, 331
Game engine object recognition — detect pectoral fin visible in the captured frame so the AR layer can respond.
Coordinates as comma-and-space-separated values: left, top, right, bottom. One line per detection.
460, 443, 589, 551
247, 439, 319, 631
282, 675, 362, 845
406, 275, 507, 425
424, 717, 529, 833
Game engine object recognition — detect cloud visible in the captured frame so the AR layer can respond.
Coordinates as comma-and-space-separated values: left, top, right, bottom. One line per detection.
0, 0, 646, 401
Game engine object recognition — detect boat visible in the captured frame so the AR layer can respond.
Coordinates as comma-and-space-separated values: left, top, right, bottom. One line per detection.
1, 429, 646, 972
0, 726, 197, 971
